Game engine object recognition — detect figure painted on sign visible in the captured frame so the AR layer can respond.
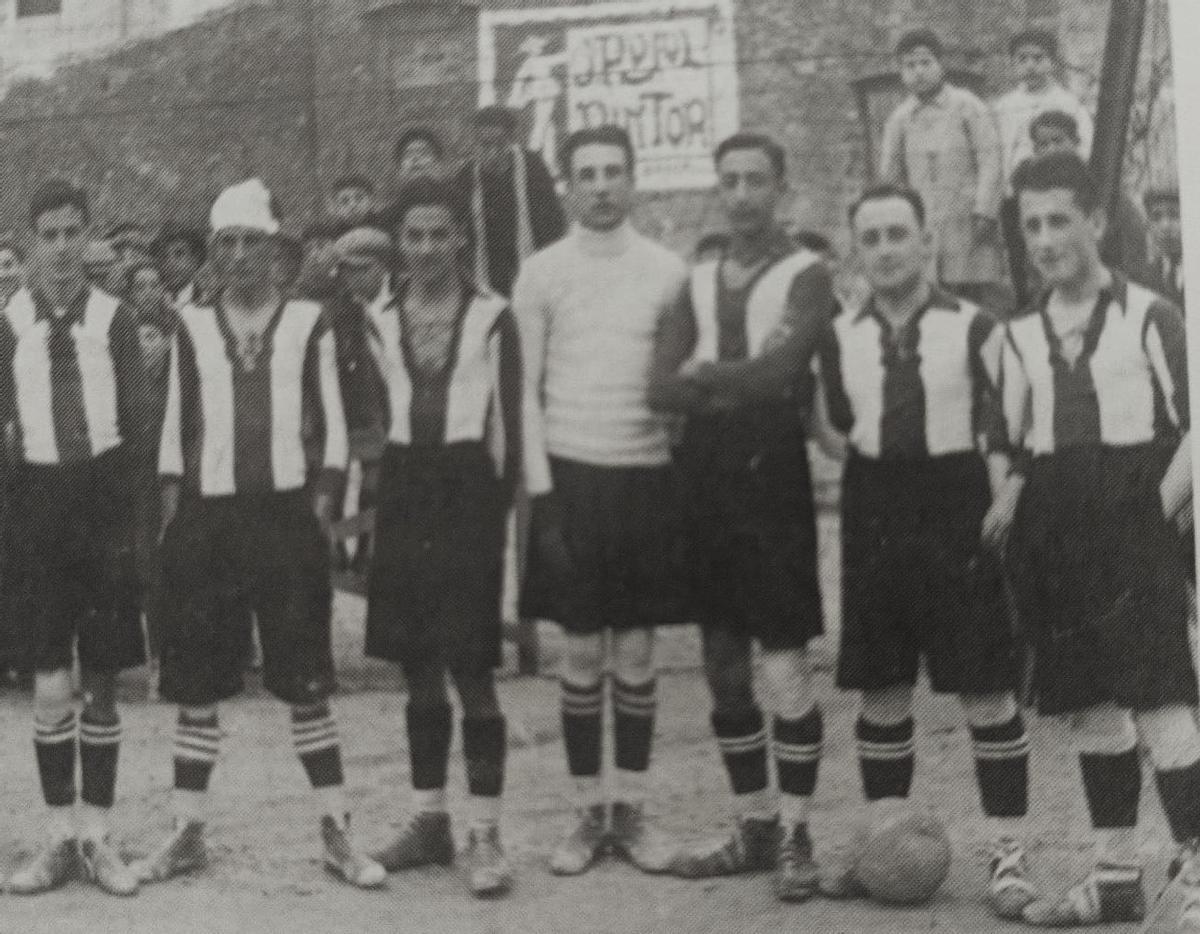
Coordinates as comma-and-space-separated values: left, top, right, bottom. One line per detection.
507, 35, 567, 175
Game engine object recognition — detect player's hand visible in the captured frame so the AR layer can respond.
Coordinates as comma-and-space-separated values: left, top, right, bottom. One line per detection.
981, 475, 1024, 553
678, 358, 707, 380
313, 491, 336, 542
970, 213, 998, 245
159, 481, 181, 544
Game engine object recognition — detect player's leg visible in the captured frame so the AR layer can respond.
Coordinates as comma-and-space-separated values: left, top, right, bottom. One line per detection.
453, 668, 512, 897
373, 664, 456, 871
761, 648, 822, 901
550, 630, 608, 875
959, 690, 1036, 918
1023, 703, 1147, 926
672, 627, 778, 879
608, 626, 675, 873
259, 496, 383, 889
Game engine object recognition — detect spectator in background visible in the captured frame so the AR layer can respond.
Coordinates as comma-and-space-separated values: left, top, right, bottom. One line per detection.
394, 128, 446, 185
1024, 110, 1154, 292
83, 240, 119, 292
327, 174, 377, 231
456, 105, 566, 296
294, 215, 343, 301
1145, 187, 1185, 309
0, 237, 26, 311
151, 222, 206, 307
880, 29, 1006, 309
125, 260, 168, 307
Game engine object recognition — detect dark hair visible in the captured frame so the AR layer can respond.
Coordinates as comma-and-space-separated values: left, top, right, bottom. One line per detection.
30, 179, 89, 228
561, 125, 636, 177
792, 230, 833, 254
713, 133, 787, 180
394, 127, 444, 164
302, 214, 345, 242
389, 178, 468, 230
1011, 151, 1100, 213
848, 183, 927, 228
1009, 27, 1059, 59
152, 221, 207, 263
896, 28, 943, 59
1144, 186, 1180, 212
1029, 109, 1079, 144
474, 105, 518, 133
331, 173, 374, 196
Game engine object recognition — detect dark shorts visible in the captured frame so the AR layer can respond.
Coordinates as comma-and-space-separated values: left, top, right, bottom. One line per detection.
520, 458, 687, 634
157, 491, 335, 706
1009, 445, 1197, 715
836, 453, 1016, 694
366, 444, 507, 675
3, 448, 144, 674
678, 437, 824, 651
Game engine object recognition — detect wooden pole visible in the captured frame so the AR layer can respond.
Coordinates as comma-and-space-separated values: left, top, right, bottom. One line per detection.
1089, 0, 1147, 220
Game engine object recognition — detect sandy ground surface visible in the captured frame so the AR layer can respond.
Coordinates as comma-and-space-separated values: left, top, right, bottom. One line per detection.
0, 493, 1184, 933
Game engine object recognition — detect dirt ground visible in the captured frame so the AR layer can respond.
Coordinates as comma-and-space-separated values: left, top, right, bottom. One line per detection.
0, 504, 1183, 933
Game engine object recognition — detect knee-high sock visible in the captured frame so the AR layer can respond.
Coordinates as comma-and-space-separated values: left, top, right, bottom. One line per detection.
613, 677, 656, 805
561, 679, 603, 806
79, 711, 121, 840
774, 708, 822, 828
1079, 748, 1142, 856
971, 714, 1030, 818
463, 715, 506, 830
173, 709, 220, 823
407, 703, 452, 812
292, 703, 346, 822
35, 711, 77, 841
1155, 761, 1200, 845
857, 716, 915, 801
713, 707, 773, 819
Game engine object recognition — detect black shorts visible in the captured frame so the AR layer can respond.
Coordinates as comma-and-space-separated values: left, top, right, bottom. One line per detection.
366, 444, 507, 675
1009, 445, 1197, 715
3, 448, 144, 674
836, 453, 1016, 694
157, 491, 335, 706
520, 458, 687, 635
679, 437, 823, 651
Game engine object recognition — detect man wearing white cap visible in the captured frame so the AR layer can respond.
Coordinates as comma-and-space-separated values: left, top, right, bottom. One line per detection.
134, 179, 385, 889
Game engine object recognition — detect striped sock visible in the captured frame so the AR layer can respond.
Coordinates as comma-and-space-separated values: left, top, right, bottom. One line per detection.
614, 678, 656, 804
1154, 760, 1200, 844
971, 714, 1030, 818
173, 710, 220, 794
463, 716, 506, 831
857, 717, 915, 801
292, 703, 345, 789
774, 708, 823, 826
1079, 749, 1141, 831
79, 713, 122, 809
34, 712, 77, 807
561, 679, 604, 780
713, 707, 771, 817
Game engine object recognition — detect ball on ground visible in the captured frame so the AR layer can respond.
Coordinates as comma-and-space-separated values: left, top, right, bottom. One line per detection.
855, 809, 952, 906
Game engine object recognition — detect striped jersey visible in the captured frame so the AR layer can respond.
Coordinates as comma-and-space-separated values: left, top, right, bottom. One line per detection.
1000, 276, 1188, 457
365, 285, 524, 484
0, 285, 145, 465
159, 298, 348, 497
819, 288, 1005, 459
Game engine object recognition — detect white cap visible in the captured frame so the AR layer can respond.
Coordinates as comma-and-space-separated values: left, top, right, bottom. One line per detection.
210, 178, 279, 235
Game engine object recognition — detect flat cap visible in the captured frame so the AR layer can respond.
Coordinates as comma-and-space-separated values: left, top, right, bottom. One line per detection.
334, 226, 392, 266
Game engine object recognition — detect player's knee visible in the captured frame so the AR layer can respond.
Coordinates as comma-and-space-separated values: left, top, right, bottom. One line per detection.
860, 685, 915, 726
760, 649, 815, 718
1135, 705, 1200, 770
79, 669, 118, 722
611, 629, 654, 685
1070, 702, 1138, 754
451, 670, 500, 719
960, 691, 1018, 728
33, 669, 74, 724
181, 704, 218, 723
561, 633, 604, 685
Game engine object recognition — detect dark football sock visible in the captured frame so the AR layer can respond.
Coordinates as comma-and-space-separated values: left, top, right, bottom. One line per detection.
79, 711, 122, 808
34, 711, 77, 807
857, 716, 915, 801
971, 714, 1030, 818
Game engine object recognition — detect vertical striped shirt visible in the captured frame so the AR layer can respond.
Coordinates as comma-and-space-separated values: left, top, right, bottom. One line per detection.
819, 288, 1006, 459
0, 285, 145, 465
159, 298, 348, 497
366, 285, 525, 486
1000, 276, 1188, 457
